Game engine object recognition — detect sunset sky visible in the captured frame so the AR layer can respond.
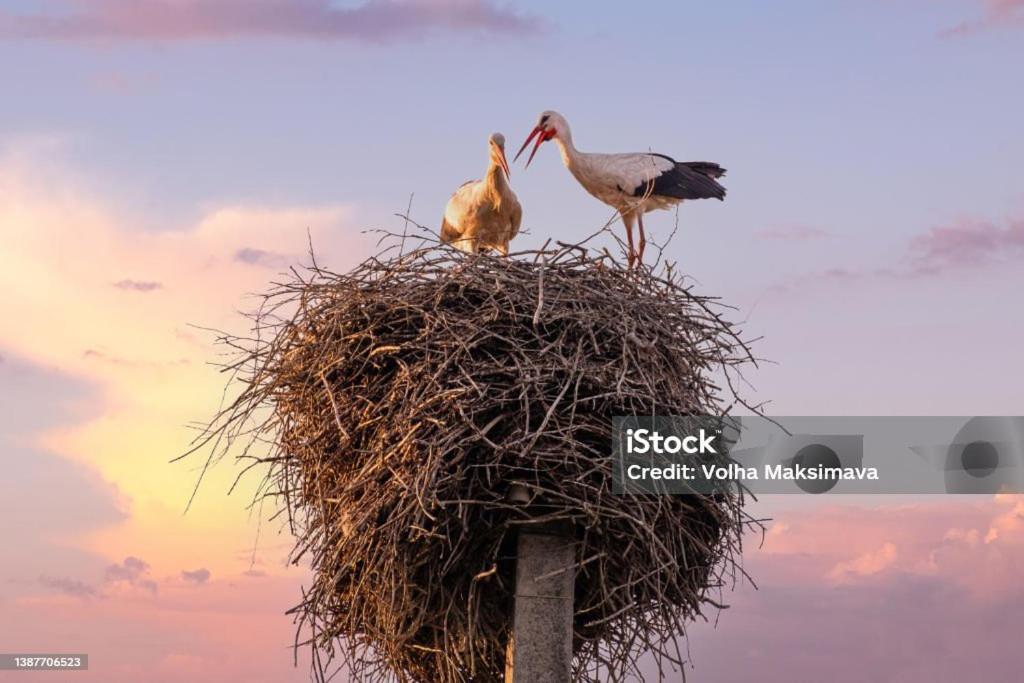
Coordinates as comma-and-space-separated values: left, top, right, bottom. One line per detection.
2, 1, 1023, 681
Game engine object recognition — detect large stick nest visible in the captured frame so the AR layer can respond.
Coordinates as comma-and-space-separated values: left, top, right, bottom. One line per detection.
192, 238, 760, 682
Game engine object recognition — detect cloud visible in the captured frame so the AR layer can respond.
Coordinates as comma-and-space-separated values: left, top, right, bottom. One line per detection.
0, 356, 132, 606
0, 138, 371, 679
9, 570, 312, 683
234, 247, 288, 268
181, 568, 211, 584
104, 555, 149, 582
103, 556, 158, 594
827, 542, 898, 583
941, 0, 1024, 37
0, 136, 358, 386
909, 215, 1024, 270
0, 136, 367, 598
113, 279, 163, 292
37, 554, 163, 600
980, 493, 1024, 544
681, 497, 1024, 681
768, 213, 1024, 294
38, 575, 100, 599
0, 0, 543, 42
35, 556, 220, 601
760, 496, 1024, 599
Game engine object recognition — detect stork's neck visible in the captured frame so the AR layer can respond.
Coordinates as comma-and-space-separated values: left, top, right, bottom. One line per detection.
485, 161, 509, 192
553, 128, 581, 170
484, 160, 510, 207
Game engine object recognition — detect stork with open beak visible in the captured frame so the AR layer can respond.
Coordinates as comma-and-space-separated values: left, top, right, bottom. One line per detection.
441, 133, 522, 256
514, 110, 726, 268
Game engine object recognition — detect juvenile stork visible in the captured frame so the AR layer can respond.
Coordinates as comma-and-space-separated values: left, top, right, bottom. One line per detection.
514, 110, 726, 268
441, 133, 522, 255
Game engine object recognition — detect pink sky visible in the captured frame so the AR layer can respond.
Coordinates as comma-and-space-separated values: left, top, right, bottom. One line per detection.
0, 139, 366, 681
683, 495, 1024, 682
3, 1, 1024, 680
0, 0, 542, 41
3, 137, 1022, 681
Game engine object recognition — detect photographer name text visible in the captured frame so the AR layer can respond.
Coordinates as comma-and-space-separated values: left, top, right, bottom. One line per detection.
625, 462, 879, 482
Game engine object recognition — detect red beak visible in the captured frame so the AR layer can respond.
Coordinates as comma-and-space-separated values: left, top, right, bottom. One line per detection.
514, 125, 553, 169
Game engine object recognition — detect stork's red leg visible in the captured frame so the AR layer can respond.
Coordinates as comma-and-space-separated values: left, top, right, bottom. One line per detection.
623, 214, 636, 269
637, 212, 647, 266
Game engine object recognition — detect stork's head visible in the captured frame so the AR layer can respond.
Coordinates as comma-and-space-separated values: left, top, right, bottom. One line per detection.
488, 132, 511, 178
514, 110, 567, 168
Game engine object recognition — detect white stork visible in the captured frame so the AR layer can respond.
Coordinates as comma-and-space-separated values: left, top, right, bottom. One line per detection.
514, 110, 726, 268
441, 133, 522, 255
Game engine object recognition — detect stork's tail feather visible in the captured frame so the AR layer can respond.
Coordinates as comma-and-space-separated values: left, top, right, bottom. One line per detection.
683, 161, 726, 179
677, 161, 727, 201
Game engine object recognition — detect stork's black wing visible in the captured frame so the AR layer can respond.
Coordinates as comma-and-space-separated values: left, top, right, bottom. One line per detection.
633, 154, 727, 201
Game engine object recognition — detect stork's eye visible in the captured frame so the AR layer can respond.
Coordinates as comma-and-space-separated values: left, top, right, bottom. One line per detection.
540, 115, 549, 125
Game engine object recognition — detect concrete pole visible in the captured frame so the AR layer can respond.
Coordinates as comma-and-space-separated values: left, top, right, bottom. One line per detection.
504, 524, 575, 683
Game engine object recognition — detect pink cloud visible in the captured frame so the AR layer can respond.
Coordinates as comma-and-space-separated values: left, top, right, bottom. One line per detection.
37, 575, 101, 599
35, 555, 165, 602
113, 278, 163, 292
941, 0, 1024, 37
909, 215, 1024, 269
759, 496, 1024, 600
827, 541, 898, 583
8, 571, 312, 683
767, 213, 1024, 294
181, 568, 211, 585
104, 556, 158, 594
682, 497, 1024, 681
0, 0, 543, 42
234, 247, 289, 268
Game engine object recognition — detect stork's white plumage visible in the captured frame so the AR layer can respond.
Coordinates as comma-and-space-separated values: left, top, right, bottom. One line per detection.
441, 133, 522, 255
514, 111, 726, 267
